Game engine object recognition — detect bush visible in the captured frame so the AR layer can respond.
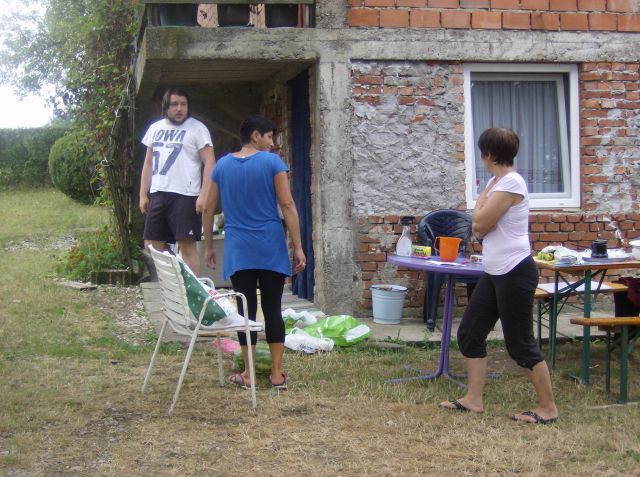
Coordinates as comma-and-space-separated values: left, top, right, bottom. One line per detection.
48, 131, 99, 204
57, 224, 141, 281
0, 127, 68, 186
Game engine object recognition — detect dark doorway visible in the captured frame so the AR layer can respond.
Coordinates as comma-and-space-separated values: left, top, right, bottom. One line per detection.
288, 69, 314, 300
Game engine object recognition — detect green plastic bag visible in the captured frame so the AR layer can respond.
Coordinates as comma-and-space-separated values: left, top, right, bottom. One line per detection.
302, 315, 371, 347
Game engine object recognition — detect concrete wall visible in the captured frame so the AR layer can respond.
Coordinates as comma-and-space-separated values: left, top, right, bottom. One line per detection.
133, 1, 640, 316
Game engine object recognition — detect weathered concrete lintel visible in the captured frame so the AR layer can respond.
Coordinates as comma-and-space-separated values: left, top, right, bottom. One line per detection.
140, 27, 640, 62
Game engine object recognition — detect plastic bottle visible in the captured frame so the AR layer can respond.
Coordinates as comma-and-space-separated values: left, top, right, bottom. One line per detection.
396, 216, 413, 256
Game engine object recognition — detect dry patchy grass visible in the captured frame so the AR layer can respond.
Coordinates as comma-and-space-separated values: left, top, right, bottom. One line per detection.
1, 189, 639, 476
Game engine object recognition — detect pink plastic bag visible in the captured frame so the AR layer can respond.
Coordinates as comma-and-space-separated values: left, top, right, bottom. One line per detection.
212, 338, 240, 353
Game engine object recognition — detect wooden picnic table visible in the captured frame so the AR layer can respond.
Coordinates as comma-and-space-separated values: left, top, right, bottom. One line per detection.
534, 257, 640, 384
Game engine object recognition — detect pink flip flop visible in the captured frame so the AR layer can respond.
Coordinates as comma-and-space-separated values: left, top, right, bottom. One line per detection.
228, 372, 253, 390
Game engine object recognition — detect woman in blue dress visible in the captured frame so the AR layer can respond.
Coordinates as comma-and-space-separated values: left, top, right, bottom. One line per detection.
203, 115, 306, 390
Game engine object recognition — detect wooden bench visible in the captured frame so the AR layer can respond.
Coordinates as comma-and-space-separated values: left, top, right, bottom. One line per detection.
570, 317, 640, 403
534, 281, 629, 346
534, 281, 629, 301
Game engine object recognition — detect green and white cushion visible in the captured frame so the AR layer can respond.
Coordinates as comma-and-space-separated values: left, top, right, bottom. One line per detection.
177, 259, 262, 331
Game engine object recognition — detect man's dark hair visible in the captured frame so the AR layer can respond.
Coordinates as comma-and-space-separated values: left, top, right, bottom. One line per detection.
239, 114, 277, 145
477, 128, 519, 166
161, 88, 190, 118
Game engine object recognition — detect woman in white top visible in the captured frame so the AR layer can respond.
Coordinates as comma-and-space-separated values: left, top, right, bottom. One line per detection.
440, 128, 558, 425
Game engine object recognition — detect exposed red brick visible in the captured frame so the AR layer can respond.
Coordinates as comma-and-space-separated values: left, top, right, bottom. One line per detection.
589, 12, 617, 29
380, 9, 410, 27
539, 233, 570, 241
364, 0, 395, 6
560, 12, 589, 29
531, 12, 560, 29
578, 0, 606, 10
441, 10, 471, 27
617, 14, 640, 31
550, 0, 578, 10
491, 0, 519, 8
410, 9, 441, 27
348, 8, 380, 27
607, 0, 632, 11
472, 11, 502, 28
348, 0, 363, 6
429, 0, 460, 8
461, 0, 490, 7
503, 12, 532, 28
352, 74, 384, 85
522, 0, 550, 9
397, 0, 427, 5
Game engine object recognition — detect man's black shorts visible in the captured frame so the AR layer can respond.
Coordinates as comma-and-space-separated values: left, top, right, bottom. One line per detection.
143, 192, 202, 243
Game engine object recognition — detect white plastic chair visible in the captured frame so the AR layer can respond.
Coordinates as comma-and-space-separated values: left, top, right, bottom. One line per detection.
142, 245, 263, 413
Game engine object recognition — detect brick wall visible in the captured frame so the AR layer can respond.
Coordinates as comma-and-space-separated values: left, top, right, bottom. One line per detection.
357, 212, 640, 314
347, 1, 640, 32
581, 62, 640, 211
352, 60, 640, 316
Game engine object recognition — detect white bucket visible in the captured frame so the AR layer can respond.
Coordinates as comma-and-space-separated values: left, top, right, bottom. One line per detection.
371, 284, 408, 325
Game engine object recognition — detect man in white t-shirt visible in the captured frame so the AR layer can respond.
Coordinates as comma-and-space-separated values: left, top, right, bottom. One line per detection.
139, 88, 215, 276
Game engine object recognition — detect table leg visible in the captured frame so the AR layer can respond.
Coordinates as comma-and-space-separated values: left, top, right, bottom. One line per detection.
385, 276, 453, 384
549, 272, 560, 369
581, 270, 592, 385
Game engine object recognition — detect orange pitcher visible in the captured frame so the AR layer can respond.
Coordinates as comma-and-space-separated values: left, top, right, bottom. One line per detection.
434, 236, 462, 262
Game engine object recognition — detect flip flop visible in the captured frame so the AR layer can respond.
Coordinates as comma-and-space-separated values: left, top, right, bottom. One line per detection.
439, 399, 470, 412
439, 399, 484, 414
228, 372, 253, 390
511, 410, 558, 425
269, 373, 288, 391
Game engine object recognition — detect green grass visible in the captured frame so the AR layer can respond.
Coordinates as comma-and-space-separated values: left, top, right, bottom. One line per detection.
1, 188, 639, 476
0, 186, 108, 246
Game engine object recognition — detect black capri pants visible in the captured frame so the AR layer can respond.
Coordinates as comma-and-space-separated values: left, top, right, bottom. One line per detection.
230, 269, 286, 346
457, 255, 545, 370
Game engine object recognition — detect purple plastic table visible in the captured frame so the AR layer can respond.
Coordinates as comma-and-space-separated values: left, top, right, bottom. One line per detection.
386, 254, 484, 385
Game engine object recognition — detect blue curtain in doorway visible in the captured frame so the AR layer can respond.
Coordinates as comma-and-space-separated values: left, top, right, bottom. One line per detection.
288, 70, 314, 300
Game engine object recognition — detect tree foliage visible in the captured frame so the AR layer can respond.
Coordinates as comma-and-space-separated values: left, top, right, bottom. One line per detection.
0, 126, 68, 186
0, 0, 139, 155
48, 130, 98, 204
1, 0, 142, 270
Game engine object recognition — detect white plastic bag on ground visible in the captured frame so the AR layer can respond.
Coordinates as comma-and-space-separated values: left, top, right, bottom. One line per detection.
283, 308, 319, 328
285, 328, 334, 354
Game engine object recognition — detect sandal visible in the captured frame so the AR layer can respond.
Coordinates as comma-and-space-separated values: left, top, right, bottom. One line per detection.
439, 399, 470, 412
439, 399, 484, 414
511, 410, 558, 425
269, 373, 288, 391
228, 372, 253, 390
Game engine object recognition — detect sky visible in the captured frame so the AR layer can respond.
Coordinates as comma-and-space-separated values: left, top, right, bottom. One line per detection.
0, 85, 52, 128
0, 0, 52, 128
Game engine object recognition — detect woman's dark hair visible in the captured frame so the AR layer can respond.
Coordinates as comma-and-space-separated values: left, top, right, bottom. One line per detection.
239, 114, 277, 145
477, 128, 519, 166
161, 88, 190, 118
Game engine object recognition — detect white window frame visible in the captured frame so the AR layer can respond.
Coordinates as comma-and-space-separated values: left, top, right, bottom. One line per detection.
463, 63, 580, 209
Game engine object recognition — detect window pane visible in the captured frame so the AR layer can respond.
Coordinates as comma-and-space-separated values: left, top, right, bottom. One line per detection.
470, 76, 568, 195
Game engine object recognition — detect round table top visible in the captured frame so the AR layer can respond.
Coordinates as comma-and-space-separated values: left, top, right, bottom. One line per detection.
388, 254, 484, 277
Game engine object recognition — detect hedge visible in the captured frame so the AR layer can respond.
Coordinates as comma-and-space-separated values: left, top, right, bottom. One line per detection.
0, 127, 68, 187
48, 130, 98, 204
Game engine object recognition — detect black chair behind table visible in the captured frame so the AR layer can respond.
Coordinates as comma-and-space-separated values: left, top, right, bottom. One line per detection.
417, 209, 478, 331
